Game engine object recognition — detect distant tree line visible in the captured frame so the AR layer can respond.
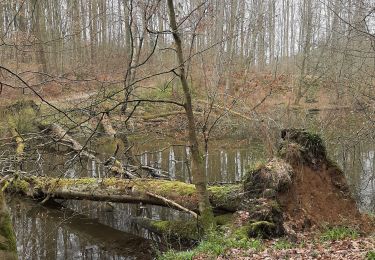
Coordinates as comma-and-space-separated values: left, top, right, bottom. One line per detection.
0, 0, 374, 102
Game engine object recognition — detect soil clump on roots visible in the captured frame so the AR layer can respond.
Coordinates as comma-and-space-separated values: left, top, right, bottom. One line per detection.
241, 129, 373, 238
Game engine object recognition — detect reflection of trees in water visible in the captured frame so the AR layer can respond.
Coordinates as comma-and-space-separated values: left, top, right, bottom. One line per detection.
360, 150, 375, 211
61, 200, 191, 240
134, 143, 264, 184
333, 141, 375, 212
35, 139, 265, 184
9, 199, 156, 260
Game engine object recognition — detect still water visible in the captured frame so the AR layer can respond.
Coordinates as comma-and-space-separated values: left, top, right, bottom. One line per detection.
8, 109, 375, 259
9, 197, 192, 259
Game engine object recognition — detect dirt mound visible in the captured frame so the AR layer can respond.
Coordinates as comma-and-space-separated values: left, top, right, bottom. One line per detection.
241, 129, 373, 239
278, 162, 371, 231
277, 130, 373, 233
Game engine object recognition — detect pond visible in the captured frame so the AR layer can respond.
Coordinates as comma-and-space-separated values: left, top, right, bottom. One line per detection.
8, 196, 193, 259
7, 109, 375, 259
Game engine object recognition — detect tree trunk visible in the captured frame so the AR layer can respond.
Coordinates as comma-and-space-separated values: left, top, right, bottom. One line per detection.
32, 0, 48, 73
89, 0, 97, 64
9, 177, 241, 213
167, 0, 215, 230
295, 0, 313, 105
72, 0, 82, 63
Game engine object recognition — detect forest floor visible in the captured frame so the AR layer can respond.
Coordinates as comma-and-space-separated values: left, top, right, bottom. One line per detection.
161, 228, 375, 260
215, 236, 375, 260
0, 71, 354, 111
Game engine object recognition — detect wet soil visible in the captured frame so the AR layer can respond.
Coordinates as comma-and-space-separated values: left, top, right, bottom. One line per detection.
278, 162, 373, 233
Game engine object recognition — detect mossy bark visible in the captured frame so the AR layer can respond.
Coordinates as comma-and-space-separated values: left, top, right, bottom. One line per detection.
0, 192, 17, 260
134, 218, 200, 244
8, 177, 242, 213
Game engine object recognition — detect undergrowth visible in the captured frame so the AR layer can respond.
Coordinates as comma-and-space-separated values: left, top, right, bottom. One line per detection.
367, 250, 375, 260
158, 231, 262, 260
320, 226, 359, 241
273, 238, 294, 250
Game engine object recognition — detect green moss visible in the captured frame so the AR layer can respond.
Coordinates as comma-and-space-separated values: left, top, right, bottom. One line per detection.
232, 225, 251, 240
280, 129, 327, 161
208, 185, 241, 197
200, 207, 217, 231
152, 220, 199, 241
215, 214, 233, 226
29, 176, 230, 200
14, 177, 199, 197
140, 180, 196, 196
7, 106, 38, 135
32, 177, 98, 190
208, 184, 242, 209
248, 221, 276, 238
153, 220, 169, 230
11, 179, 30, 193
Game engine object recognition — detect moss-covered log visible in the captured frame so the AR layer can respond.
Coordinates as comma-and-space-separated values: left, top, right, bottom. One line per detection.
133, 218, 200, 245
40, 123, 99, 162
0, 192, 17, 260
7, 177, 242, 213
133, 214, 234, 244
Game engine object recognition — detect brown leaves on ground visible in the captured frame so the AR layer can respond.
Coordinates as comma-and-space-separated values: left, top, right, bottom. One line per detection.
217, 237, 375, 260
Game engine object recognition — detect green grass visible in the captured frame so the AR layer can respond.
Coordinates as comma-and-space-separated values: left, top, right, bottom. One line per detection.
159, 250, 195, 260
320, 226, 359, 241
158, 231, 262, 260
366, 251, 375, 260
273, 239, 294, 250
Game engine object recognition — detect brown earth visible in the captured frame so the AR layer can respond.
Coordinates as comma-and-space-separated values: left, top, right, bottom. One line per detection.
278, 161, 373, 233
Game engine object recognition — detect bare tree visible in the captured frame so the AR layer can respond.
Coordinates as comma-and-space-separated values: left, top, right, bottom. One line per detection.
167, 0, 215, 230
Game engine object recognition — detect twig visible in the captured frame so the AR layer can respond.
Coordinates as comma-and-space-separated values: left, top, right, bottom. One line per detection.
146, 191, 198, 218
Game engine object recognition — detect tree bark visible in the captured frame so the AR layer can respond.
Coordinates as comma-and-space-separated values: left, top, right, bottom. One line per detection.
167, 0, 215, 230
31, 0, 48, 73
89, 0, 97, 63
9, 177, 241, 213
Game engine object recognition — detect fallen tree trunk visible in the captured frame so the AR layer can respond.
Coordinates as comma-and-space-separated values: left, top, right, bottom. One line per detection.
8, 177, 242, 212
10, 128, 24, 161
132, 217, 200, 245
42, 123, 99, 162
141, 111, 203, 121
